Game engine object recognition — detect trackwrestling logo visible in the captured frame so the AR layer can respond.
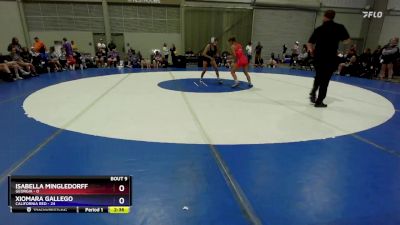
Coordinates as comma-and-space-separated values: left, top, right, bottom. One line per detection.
362, 11, 383, 18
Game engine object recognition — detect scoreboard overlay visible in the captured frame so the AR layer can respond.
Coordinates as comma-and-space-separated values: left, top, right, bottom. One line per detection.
8, 176, 132, 213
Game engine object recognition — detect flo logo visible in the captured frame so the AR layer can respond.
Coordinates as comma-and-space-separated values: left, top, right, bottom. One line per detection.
362, 11, 383, 18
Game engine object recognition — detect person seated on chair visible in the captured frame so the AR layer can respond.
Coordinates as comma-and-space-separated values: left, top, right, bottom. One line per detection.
371, 45, 382, 78
290, 41, 300, 67
141, 59, 151, 69
153, 51, 163, 68
107, 48, 119, 68
127, 48, 134, 68
297, 46, 311, 69
339, 55, 359, 76
95, 48, 106, 68
0, 63, 14, 81
58, 48, 67, 70
185, 48, 194, 56
48, 46, 62, 72
20, 47, 33, 64
0, 53, 29, 79
358, 48, 373, 78
139, 52, 150, 69
266, 53, 278, 68
254, 55, 264, 67
131, 51, 141, 68
10, 47, 37, 76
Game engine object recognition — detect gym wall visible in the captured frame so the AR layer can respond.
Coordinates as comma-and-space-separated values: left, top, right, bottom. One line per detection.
380, 15, 400, 46
388, 0, 400, 10
321, 0, 372, 9
1, 0, 181, 56
380, 0, 400, 46
0, 0, 26, 53
108, 3, 181, 57
252, 8, 316, 60
124, 32, 181, 58
23, 1, 104, 55
184, 6, 252, 54
314, 11, 364, 38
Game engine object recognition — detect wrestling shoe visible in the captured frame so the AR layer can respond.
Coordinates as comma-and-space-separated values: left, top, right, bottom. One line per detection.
231, 81, 240, 88
314, 102, 327, 108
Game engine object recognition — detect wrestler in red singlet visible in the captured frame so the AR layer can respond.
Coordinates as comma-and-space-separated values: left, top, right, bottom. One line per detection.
228, 37, 253, 88
233, 42, 249, 68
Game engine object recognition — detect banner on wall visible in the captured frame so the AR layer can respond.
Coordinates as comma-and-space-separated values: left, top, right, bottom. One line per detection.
128, 0, 161, 3
108, 0, 180, 4
24, 0, 181, 5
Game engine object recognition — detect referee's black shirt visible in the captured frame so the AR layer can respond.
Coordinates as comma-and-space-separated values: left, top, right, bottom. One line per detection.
308, 20, 350, 64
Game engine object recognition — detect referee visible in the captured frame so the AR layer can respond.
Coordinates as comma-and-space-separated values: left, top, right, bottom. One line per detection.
307, 10, 351, 107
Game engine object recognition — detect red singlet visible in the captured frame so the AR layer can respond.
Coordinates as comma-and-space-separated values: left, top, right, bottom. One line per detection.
233, 43, 249, 68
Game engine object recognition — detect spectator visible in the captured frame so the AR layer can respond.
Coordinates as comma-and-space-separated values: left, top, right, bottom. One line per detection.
127, 48, 140, 68
255, 42, 263, 67
153, 50, 163, 69
126, 48, 134, 68
359, 48, 372, 65
95, 47, 106, 68
185, 48, 194, 56
297, 45, 311, 68
220, 51, 231, 68
290, 41, 300, 67
30, 37, 48, 72
0, 54, 28, 79
358, 48, 372, 78
30, 47, 47, 73
59, 48, 67, 69
346, 45, 357, 61
33, 37, 46, 54
8, 37, 22, 54
48, 46, 62, 71
20, 47, 32, 64
79, 53, 88, 70
107, 48, 119, 67
97, 39, 107, 53
379, 37, 399, 80
170, 44, 177, 66
63, 38, 76, 70
245, 42, 252, 63
0, 62, 14, 81
338, 55, 359, 76
74, 51, 84, 70
267, 53, 277, 68
298, 45, 308, 59
282, 44, 288, 57
10, 47, 37, 76
372, 45, 382, 77
162, 43, 169, 65
140, 52, 151, 69
348, 44, 357, 56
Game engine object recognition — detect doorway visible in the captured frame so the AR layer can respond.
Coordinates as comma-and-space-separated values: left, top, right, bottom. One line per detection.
111, 33, 125, 56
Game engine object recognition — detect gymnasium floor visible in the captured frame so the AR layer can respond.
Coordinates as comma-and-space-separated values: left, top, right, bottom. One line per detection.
1, 67, 400, 225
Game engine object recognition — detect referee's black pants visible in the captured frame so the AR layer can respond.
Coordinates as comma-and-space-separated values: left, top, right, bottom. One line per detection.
310, 64, 335, 104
